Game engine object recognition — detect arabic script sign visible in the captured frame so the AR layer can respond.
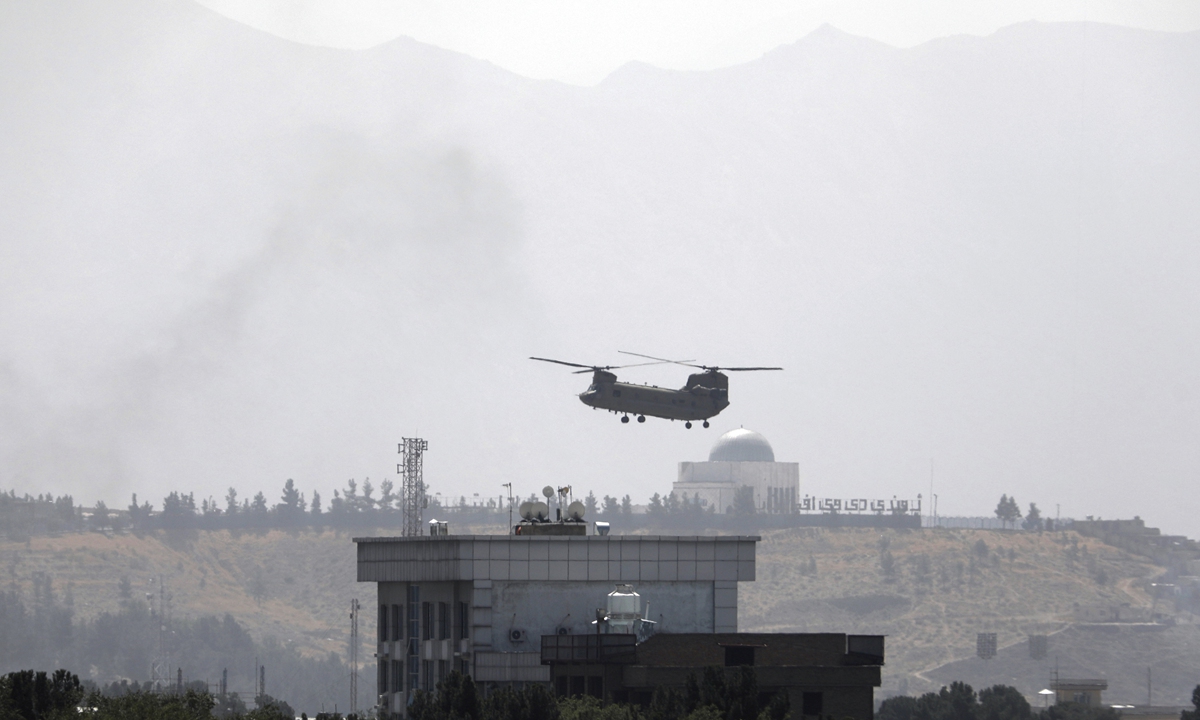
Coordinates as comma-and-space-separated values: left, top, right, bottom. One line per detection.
797, 496, 921, 515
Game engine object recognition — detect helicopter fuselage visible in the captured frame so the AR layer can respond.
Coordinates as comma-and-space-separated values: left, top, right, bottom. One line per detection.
578, 370, 730, 421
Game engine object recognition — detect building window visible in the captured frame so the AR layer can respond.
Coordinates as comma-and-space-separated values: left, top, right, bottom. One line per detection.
422, 602, 433, 640
438, 660, 447, 683
392, 604, 403, 641
379, 659, 388, 694
458, 658, 470, 677
802, 692, 823, 716
422, 660, 434, 692
438, 602, 449, 640
379, 604, 388, 642
407, 587, 420, 692
392, 660, 403, 695
458, 602, 469, 640
724, 646, 755, 666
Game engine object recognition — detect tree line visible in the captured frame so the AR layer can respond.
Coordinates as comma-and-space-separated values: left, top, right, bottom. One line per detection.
407, 666, 789, 720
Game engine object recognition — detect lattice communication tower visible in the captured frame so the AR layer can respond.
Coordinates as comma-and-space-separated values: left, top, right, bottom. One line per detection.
399, 438, 429, 537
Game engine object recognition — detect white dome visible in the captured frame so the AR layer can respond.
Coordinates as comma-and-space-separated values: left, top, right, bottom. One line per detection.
708, 428, 775, 462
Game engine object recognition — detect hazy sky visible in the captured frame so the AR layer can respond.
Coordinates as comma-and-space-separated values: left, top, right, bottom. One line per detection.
194, 0, 1200, 83
2, 2, 1198, 538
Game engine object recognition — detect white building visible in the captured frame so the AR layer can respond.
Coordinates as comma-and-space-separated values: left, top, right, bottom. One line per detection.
673, 428, 799, 514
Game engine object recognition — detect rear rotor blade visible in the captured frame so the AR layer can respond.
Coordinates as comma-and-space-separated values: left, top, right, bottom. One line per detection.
721, 366, 783, 372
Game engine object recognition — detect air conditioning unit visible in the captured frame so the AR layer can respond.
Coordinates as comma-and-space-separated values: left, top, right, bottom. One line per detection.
509, 628, 527, 643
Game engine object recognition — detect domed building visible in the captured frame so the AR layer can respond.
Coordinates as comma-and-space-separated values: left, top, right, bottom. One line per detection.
673, 428, 799, 514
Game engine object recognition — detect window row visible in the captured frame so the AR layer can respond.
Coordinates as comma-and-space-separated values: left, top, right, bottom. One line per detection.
379, 657, 470, 694
379, 596, 470, 642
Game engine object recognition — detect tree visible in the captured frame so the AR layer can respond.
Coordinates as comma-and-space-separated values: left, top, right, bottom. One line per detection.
310, 491, 322, 516
620, 495, 633, 516
880, 550, 896, 579
601, 495, 619, 517
379, 480, 395, 511
361, 479, 376, 510
978, 684, 1032, 720
584, 491, 598, 517
1022, 503, 1042, 531
225, 487, 239, 516
343, 479, 359, 512
994, 495, 1021, 529
732, 486, 755, 515
647, 493, 665, 516
664, 492, 681, 515
250, 492, 268, 513
92, 501, 110, 531
281, 479, 302, 510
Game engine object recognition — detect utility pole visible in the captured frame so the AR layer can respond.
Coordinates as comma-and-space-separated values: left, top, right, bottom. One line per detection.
399, 438, 429, 537
929, 458, 934, 527
150, 577, 171, 692
502, 483, 513, 532
349, 598, 360, 715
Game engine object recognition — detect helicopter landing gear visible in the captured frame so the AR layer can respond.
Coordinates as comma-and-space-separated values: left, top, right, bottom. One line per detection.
702, 420, 710, 428
685, 422, 692, 429
621, 415, 630, 424
637, 415, 646, 423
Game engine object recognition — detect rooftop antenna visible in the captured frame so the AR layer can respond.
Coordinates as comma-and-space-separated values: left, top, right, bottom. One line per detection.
399, 438, 429, 537
502, 483, 513, 531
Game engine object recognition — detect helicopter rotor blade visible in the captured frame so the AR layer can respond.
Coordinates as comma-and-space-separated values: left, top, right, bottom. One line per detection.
720, 366, 784, 372
570, 360, 682, 374
617, 351, 700, 368
530, 357, 596, 370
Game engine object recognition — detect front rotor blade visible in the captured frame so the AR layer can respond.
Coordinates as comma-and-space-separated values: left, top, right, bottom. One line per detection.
530, 356, 595, 370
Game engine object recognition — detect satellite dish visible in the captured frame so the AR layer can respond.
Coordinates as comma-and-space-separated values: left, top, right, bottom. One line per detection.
519, 502, 534, 521
533, 502, 549, 521
541, 486, 555, 498
567, 501, 586, 521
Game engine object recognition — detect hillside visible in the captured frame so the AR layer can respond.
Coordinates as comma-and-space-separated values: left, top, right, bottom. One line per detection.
735, 527, 1192, 701
0, 528, 368, 660
6, 524, 1195, 705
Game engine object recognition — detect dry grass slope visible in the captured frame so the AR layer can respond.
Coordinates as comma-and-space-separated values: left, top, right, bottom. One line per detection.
740, 527, 1164, 694
1, 528, 373, 658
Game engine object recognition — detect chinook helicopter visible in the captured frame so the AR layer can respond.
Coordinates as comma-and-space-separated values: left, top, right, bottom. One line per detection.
530, 351, 782, 428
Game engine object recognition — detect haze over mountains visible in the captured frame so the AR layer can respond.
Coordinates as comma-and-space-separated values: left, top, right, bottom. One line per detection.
1, 2, 1198, 535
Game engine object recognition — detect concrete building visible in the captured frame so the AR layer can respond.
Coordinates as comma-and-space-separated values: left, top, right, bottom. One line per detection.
543, 631, 884, 717
674, 428, 799, 514
1051, 679, 1108, 706
356, 533, 757, 716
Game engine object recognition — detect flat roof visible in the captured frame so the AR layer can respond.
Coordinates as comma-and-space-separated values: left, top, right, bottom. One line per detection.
354, 535, 762, 543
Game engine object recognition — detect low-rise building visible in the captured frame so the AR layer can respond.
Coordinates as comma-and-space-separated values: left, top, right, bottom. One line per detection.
355, 529, 882, 719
